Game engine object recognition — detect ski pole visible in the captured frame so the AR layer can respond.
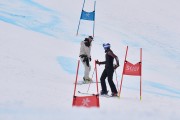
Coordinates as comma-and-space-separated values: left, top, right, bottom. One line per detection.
87, 67, 96, 93
115, 69, 118, 90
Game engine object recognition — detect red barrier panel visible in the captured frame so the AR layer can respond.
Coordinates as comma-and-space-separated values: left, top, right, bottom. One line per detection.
73, 95, 99, 107
123, 61, 141, 76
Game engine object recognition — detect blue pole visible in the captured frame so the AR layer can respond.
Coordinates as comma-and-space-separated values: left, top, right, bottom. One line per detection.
93, 1, 96, 37
76, 0, 86, 36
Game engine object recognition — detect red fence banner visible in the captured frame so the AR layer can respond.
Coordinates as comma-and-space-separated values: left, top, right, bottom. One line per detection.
123, 61, 141, 76
73, 95, 99, 107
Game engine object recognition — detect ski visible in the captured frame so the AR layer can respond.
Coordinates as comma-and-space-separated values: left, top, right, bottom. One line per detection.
99, 94, 119, 98
99, 91, 119, 98
78, 91, 118, 98
74, 81, 100, 85
99, 94, 112, 98
78, 91, 97, 96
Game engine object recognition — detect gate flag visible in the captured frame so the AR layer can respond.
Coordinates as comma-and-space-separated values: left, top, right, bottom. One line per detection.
118, 46, 142, 100
123, 61, 141, 76
73, 95, 99, 107
80, 10, 95, 21
72, 60, 100, 107
76, 0, 96, 37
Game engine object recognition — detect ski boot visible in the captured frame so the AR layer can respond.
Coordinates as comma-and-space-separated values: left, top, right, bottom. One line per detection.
83, 77, 92, 83
111, 92, 118, 97
100, 90, 108, 95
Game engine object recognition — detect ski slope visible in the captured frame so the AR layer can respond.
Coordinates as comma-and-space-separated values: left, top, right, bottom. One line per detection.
0, 0, 180, 120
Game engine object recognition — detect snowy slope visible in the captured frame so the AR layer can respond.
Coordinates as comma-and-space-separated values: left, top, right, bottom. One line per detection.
0, 0, 180, 120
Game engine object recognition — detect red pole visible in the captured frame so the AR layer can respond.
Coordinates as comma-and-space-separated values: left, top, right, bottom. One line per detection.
140, 48, 142, 100
95, 60, 100, 107
95, 61, 99, 94
118, 74, 124, 97
73, 60, 80, 97
118, 46, 128, 98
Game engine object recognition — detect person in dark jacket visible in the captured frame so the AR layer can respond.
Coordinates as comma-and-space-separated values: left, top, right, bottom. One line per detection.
96, 43, 119, 96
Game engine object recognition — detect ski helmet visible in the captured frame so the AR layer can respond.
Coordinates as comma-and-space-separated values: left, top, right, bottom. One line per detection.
103, 43, 110, 50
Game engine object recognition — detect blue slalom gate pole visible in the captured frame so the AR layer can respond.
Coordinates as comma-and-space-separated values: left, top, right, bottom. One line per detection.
76, 0, 86, 36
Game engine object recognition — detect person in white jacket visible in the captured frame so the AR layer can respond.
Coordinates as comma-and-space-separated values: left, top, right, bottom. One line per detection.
79, 36, 93, 82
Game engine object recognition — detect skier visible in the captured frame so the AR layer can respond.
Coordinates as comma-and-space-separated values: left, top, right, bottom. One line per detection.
79, 36, 93, 82
96, 43, 119, 96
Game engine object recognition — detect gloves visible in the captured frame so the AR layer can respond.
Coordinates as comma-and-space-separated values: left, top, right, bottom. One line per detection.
89, 57, 91, 61
95, 60, 100, 65
83, 56, 89, 62
113, 64, 119, 69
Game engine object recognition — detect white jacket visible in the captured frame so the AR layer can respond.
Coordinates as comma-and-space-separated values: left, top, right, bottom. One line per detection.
79, 41, 91, 58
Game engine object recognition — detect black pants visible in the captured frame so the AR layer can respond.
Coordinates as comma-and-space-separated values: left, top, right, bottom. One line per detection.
100, 68, 117, 93
79, 55, 89, 67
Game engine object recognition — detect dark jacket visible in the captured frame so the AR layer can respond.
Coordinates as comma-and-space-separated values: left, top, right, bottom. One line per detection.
99, 49, 119, 69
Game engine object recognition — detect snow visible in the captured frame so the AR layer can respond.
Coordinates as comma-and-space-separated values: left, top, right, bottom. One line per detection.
0, 0, 180, 120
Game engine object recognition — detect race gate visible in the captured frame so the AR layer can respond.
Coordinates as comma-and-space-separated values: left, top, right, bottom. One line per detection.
76, 0, 96, 37
118, 46, 142, 100
72, 60, 100, 107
